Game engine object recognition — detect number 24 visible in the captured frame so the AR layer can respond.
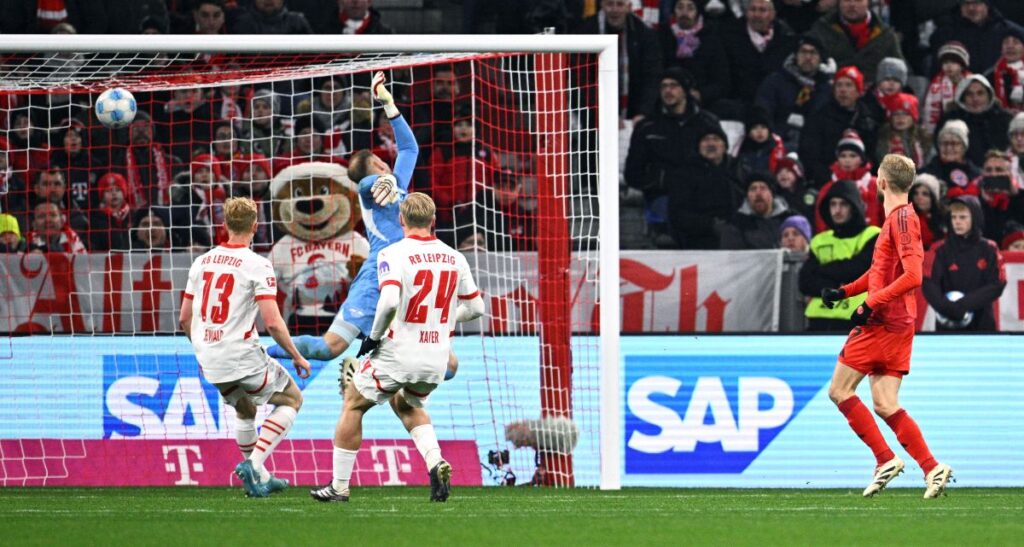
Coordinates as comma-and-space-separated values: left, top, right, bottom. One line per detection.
405, 270, 457, 324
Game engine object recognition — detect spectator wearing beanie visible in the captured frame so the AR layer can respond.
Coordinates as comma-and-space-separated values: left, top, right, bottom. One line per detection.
719, 171, 794, 250
722, 0, 797, 104
169, 153, 227, 251
755, 34, 833, 151
930, 0, 1024, 76
805, 0, 902, 82
992, 26, 1024, 114
625, 67, 722, 242
861, 57, 909, 127
668, 124, 742, 250
813, 129, 881, 231
659, 0, 731, 109
772, 154, 818, 220
923, 119, 982, 197
1008, 112, 1024, 181
876, 92, 931, 168
975, 149, 1024, 242
923, 195, 1006, 331
936, 74, 1013, 166
779, 214, 811, 253
910, 173, 947, 251
734, 105, 786, 176
799, 178, 880, 332
1001, 223, 1024, 251
88, 172, 133, 252
923, 41, 972, 134
799, 65, 879, 185
0, 212, 25, 253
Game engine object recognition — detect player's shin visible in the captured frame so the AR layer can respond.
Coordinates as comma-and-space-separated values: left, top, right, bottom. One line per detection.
838, 396, 896, 466
249, 406, 298, 472
884, 409, 938, 475
410, 424, 443, 470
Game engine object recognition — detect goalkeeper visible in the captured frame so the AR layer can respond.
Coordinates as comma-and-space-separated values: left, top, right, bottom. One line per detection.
268, 72, 458, 384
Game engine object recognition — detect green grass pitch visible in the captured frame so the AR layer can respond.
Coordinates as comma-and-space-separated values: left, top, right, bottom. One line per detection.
3, 487, 1022, 546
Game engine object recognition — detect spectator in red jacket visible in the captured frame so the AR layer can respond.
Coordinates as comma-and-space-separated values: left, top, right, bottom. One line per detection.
429, 112, 501, 246
88, 173, 133, 252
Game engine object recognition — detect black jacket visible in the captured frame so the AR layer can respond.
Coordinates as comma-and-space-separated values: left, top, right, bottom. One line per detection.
658, 20, 730, 108
667, 156, 741, 250
755, 55, 833, 150
923, 195, 1006, 331
722, 19, 796, 103
931, 4, 1024, 74
573, 13, 662, 118
231, 5, 313, 34
799, 97, 881, 186
624, 104, 722, 200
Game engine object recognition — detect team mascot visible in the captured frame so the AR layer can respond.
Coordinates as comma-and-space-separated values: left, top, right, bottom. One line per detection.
268, 162, 368, 334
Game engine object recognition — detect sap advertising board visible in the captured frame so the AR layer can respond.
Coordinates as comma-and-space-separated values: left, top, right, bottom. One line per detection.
1, 336, 1021, 488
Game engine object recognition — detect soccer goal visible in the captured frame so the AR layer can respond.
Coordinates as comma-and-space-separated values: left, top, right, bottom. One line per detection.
0, 35, 620, 489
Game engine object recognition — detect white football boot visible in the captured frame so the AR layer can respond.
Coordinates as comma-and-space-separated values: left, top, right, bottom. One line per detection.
923, 464, 953, 499
862, 456, 905, 497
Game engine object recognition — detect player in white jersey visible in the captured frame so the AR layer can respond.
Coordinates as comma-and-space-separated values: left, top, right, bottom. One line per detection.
179, 197, 312, 498
310, 193, 484, 503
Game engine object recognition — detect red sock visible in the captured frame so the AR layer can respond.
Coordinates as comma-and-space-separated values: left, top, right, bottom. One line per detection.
838, 396, 895, 466
884, 409, 938, 475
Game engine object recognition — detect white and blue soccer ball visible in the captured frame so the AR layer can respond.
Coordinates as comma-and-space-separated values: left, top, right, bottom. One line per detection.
94, 88, 137, 129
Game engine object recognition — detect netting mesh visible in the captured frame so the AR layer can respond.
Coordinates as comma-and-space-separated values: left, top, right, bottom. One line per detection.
0, 49, 603, 488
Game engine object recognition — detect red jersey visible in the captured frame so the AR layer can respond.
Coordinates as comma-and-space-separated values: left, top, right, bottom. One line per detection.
842, 203, 924, 330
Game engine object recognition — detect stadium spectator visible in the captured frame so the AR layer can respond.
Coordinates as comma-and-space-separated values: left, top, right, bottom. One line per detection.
16, 168, 88, 237
323, 0, 395, 35
722, 0, 796, 105
922, 120, 982, 197
1001, 222, 1024, 250
411, 66, 468, 148
625, 67, 722, 243
208, 84, 245, 128
667, 125, 742, 249
297, 76, 351, 146
976, 149, 1024, 240
813, 130, 880, 231
923, 42, 972, 134
49, 122, 99, 212
273, 117, 345, 174
169, 154, 227, 251
806, 0, 902, 82
875, 93, 931, 168
211, 122, 241, 164
230, 153, 275, 252
240, 89, 288, 158
930, 0, 1024, 76
0, 213, 25, 253
429, 111, 500, 247
1009, 112, 1024, 180
0, 1, 106, 34
573, 0, 662, 120
910, 173, 947, 251
658, 0, 730, 108
130, 208, 172, 251
774, 0, 832, 35
755, 34, 833, 151
87, 172, 133, 252
455, 171, 535, 252
0, 148, 26, 216
734, 105, 786, 176
719, 171, 794, 249
231, 0, 313, 34
118, 110, 180, 209
192, 0, 228, 34
799, 179, 880, 331
779, 213, 811, 253
772, 154, 818, 219
25, 201, 87, 254
991, 27, 1024, 114
140, 15, 168, 34
6, 111, 50, 175
860, 57, 909, 133
937, 75, 1013, 166
156, 87, 217, 163
923, 195, 1007, 331
799, 65, 879, 185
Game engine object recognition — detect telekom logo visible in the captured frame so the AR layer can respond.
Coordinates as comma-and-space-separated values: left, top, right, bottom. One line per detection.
370, 445, 412, 485
163, 445, 204, 485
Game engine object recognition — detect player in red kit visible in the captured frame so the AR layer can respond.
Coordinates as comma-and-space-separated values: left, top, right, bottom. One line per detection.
820, 154, 953, 499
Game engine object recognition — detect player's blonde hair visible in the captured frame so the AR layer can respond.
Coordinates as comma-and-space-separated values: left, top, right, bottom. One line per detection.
878, 154, 917, 193
401, 192, 435, 229
224, 196, 258, 234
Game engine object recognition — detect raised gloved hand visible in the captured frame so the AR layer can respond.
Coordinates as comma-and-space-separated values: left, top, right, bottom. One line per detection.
821, 287, 846, 309
371, 173, 400, 206
372, 71, 399, 118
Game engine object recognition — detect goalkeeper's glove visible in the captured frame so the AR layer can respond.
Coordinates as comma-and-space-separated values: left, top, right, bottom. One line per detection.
371, 71, 399, 118
356, 336, 380, 358
851, 302, 873, 326
821, 287, 846, 309
371, 174, 400, 206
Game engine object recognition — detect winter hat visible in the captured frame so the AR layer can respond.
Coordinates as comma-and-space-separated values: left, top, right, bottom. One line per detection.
191, 153, 224, 180
744, 105, 773, 132
1003, 25, 1024, 45
880, 92, 920, 122
1010, 112, 1024, 135
0, 213, 21, 238
1001, 225, 1024, 250
780, 214, 812, 243
773, 154, 805, 179
834, 65, 864, 94
912, 173, 944, 201
743, 171, 778, 195
937, 41, 970, 68
835, 129, 866, 159
939, 119, 970, 148
660, 66, 695, 92
876, 57, 908, 86
97, 172, 129, 197
251, 88, 279, 112
234, 153, 273, 181
697, 122, 729, 145
795, 34, 824, 56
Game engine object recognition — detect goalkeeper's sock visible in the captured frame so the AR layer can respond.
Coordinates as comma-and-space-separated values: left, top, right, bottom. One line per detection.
884, 409, 938, 475
837, 396, 895, 466
410, 424, 443, 470
331, 446, 358, 492
249, 406, 297, 472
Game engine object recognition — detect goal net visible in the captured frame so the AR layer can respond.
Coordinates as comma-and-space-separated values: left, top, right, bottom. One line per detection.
0, 36, 620, 489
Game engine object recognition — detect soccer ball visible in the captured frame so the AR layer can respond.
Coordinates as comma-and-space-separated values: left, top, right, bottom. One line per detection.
935, 290, 973, 329
94, 88, 137, 129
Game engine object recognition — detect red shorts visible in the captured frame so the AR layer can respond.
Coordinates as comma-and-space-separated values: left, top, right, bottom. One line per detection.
838, 324, 915, 377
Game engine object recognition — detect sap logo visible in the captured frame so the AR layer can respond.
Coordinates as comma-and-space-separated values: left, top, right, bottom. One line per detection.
624, 354, 832, 474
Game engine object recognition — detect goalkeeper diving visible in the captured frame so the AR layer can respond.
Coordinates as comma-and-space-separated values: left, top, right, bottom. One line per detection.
267, 72, 459, 383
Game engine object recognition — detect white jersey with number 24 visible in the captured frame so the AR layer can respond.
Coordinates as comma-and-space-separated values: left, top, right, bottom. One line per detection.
373, 235, 480, 384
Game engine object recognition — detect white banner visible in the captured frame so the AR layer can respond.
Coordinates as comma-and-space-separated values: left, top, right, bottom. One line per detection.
997, 251, 1024, 331
0, 250, 784, 334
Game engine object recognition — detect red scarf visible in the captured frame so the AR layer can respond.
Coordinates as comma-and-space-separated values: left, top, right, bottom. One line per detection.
828, 161, 882, 226
841, 12, 872, 50
193, 185, 228, 245
767, 133, 786, 174
27, 226, 86, 254
886, 129, 925, 168
36, 0, 67, 31
125, 143, 172, 208
993, 57, 1024, 112
338, 10, 372, 34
